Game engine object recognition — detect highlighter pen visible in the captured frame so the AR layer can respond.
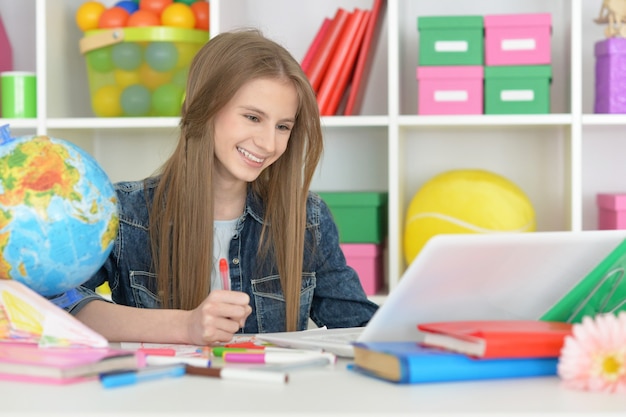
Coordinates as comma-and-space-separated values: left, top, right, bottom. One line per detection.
211, 346, 321, 357
222, 351, 336, 365
145, 355, 211, 367
137, 348, 176, 356
185, 365, 288, 384
211, 347, 264, 357
259, 356, 335, 372
219, 258, 230, 290
100, 364, 185, 389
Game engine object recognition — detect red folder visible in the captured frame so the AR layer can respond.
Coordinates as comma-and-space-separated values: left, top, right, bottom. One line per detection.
301, 18, 331, 73
343, 0, 386, 115
318, 9, 370, 116
305, 8, 350, 93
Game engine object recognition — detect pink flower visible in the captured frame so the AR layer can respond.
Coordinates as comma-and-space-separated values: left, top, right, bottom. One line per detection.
557, 312, 626, 393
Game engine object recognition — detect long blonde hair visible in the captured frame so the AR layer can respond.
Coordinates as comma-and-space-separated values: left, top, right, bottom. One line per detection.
148, 29, 323, 331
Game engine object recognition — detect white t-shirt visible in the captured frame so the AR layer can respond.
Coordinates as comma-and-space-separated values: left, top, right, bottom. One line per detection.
211, 219, 238, 290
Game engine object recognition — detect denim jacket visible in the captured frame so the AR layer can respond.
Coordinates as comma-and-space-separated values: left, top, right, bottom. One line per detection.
49, 177, 378, 333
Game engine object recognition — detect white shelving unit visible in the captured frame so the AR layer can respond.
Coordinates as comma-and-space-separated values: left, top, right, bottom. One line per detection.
0, 0, 622, 300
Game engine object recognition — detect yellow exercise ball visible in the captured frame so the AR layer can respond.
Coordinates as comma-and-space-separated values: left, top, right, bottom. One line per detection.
403, 169, 536, 264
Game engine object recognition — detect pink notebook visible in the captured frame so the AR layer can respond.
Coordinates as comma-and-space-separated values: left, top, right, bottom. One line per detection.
0, 343, 142, 384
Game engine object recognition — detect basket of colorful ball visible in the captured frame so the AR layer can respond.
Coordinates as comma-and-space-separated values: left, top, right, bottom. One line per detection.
76, 0, 209, 117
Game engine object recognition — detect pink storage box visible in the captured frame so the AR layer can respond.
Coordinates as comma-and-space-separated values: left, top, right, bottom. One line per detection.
484, 13, 551, 66
0, 13, 14, 117
597, 193, 626, 230
341, 243, 383, 296
417, 66, 483, 115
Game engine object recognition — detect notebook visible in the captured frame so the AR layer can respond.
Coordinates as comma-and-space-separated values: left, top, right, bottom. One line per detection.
256, 230, 626, 357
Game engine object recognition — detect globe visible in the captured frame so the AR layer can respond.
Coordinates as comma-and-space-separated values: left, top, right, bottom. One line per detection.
0, 134, 119, 296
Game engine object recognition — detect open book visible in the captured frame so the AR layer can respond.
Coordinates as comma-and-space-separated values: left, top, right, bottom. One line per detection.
0, 279, 108, 348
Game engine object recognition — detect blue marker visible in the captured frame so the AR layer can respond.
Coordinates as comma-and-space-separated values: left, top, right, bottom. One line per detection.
100, 364, 186, 389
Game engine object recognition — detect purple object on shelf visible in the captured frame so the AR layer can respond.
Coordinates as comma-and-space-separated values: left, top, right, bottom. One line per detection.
0, 13, 14, 117
595, 38, 626, 114
0, 14, 12, 74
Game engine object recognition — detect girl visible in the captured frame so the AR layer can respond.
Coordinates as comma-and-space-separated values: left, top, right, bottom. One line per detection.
52, 29, 378, 345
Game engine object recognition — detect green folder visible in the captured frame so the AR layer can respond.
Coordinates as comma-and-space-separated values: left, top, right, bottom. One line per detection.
541, 238, 626, 323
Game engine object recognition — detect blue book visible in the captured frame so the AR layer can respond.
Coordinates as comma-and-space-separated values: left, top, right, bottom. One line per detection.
351, 342, 558, 384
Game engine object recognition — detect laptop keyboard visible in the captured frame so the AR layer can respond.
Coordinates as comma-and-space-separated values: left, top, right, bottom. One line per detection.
301, 329, 363, 343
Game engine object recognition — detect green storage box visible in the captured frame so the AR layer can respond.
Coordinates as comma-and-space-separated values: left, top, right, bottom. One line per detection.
484, 65, 552, 114
317, 192, 388, 244
418, 16, 484, 66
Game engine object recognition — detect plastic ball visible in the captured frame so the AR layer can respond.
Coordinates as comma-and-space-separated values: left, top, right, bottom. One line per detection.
172, 67, 188, 88
75, 1, 106, 31
92, 85, 123, 117
111, 42, 143, 71
98, 6, 130, 28
86, 47, 114, 73
139, 0, 173, 15
113, 68, 141, 89
190, 1, 209, 31
145, 42, 178, 72
151, 83, 184, 116
115, 0, 139, 14
403, 169, 536, 264
161, 3, 196, 29
121, 84, 152, 116
138, 62, 172, 90
127, 9, 160, 26
174, 42, 199, 69
174, 0, 200, 5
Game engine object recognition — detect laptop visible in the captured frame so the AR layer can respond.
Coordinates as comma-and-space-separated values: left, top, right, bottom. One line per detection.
256, 230, 626, 357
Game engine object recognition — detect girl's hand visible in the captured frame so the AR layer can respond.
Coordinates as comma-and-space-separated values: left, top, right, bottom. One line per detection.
186, 290, 252, 345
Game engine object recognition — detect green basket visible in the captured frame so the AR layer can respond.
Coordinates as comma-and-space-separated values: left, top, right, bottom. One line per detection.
318, 191, 388, 243
80, 27, 209, 117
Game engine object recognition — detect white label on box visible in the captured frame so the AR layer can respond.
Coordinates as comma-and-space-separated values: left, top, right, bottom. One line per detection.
434, 90, 468, 102
501, 38, 536, 51
501, 90, 535, 102
434, 41, 468, 52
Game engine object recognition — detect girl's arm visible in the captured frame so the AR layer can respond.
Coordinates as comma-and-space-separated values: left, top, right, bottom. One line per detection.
75, 290, 252, 345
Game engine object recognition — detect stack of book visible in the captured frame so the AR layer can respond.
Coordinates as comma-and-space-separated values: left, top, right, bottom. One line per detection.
351, 320, 573, 384
302, 0, 385, 116
0, 279, 143, 385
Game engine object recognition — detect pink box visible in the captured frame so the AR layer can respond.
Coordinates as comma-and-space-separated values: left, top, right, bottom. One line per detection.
341, 243, 383, 296
597, 193, 626, 229
484, 13, 551, 66
0, 14, 14, 117
416, 66, 483, 115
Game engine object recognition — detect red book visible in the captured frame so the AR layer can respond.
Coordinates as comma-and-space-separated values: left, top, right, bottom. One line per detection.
343, 0, 386, 116
417, 320, 573, 359
301, 17, 331, 73
318, 9, 370, 116
305, 8, 350, 93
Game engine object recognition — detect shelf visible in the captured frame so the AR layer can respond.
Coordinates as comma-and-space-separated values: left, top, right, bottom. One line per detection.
45, 117, 181, 129
321, 115, 389, 128
398, 114, 574, 127
582, 114, 626, 125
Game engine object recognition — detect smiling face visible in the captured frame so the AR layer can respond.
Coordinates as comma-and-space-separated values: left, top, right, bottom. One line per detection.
213, 77, 299, 189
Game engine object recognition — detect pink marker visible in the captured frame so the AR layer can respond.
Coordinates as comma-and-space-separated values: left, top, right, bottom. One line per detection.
222, 351, 335, 365
219, 258, 230, 290
137, 348, 176, 357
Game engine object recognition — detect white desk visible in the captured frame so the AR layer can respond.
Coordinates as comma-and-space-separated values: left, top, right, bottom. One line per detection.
1, 359, 625, 416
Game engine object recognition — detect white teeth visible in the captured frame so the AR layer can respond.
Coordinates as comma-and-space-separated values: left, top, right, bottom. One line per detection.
237, 147, 264, 163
